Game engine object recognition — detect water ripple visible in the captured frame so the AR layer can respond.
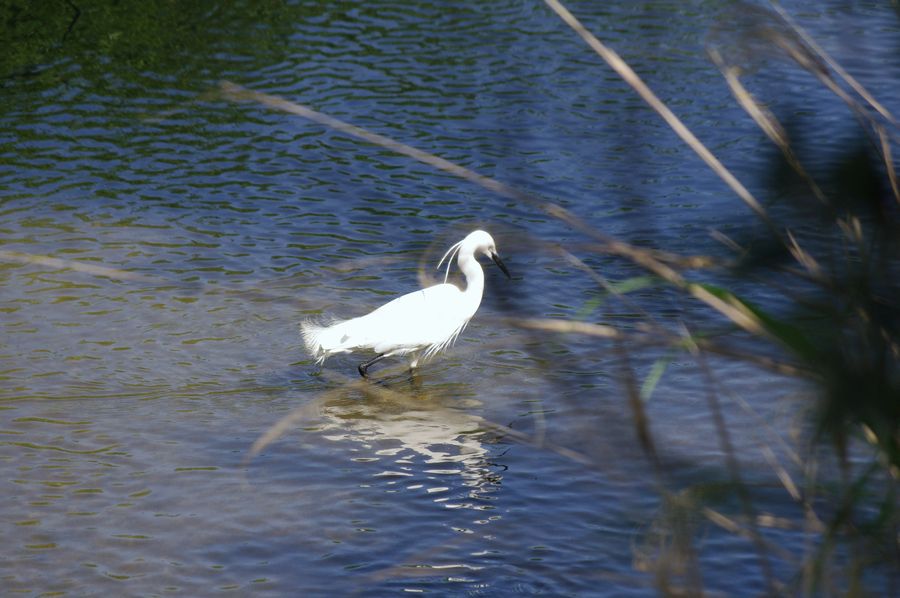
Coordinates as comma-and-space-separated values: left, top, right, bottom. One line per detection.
1, 0, 896, 594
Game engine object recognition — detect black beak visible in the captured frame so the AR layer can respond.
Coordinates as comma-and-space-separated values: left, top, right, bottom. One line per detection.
491, 251, 511, 279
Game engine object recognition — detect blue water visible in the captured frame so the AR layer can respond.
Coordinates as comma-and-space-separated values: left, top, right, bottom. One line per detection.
2, 1, 898, 595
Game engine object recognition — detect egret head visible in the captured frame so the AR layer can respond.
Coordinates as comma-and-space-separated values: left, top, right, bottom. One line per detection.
465, 230, 511, 279
438, 230, 512, 282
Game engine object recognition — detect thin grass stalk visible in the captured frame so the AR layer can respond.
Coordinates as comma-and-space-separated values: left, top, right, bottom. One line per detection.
692, 341, 807, 376
877, 125, 900, 206
681, 324, 780, 593
219, 83, 713, 283
616, 341, 706, 594
572, 242, 725, 270
758, 13, 900, 213
708, 46, 828, 207
774, 37, 900, 175
510, 315, 806, 376
543, 0, 776, 233
246, 367, 594, 467
219, 82, 598, 245
768, 1, 896, 125
0, 250, 149, 281
759, 444, 802, 502
219, 83, 800, 349
553, 244, 666, 329
615, 338, 662, 473
660, 495, 706, 596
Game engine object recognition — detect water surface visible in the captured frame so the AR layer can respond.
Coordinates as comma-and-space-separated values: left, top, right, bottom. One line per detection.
2, 1, 898, 595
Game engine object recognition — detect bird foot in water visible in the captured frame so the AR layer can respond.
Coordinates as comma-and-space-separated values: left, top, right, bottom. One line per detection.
358, 353, 386, 378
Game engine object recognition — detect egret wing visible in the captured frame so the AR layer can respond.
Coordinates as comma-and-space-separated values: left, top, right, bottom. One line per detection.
355, 283, 468, 355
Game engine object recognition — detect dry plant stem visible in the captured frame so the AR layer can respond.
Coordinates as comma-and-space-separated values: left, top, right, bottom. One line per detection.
877, 126, 900, 206
693, 340, 807, 377
785, 230, 823, 279
246, 367, 593, 467
708, 47, 828, 206
701, 508, 796, 564
768, 1, 896, 125
571, 237, 817, 374
512, 317, 622, 339
218, 82, 592, 240
801, 447, 821, 596
510, 316, 806, 376
685, 329, 777, 594
220, 82, 792, 346
776, 40, 900, 208
543, 0, 775, 233
615, 338, 662, 473
573, 242, 725, 270
760, 445, 802, 501
220, 84, 678, 281
0, 250, 149, 281
725, 390, 804, 469
590, 235, 781, 342
244, 390, 333, 463
763, 20, 900, 208
616, 340, 704, 593
477, 416, 593, 466
553, 244, 664, 328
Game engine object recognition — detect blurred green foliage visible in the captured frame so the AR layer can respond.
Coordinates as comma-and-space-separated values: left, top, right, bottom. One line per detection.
0, 0, 311, 87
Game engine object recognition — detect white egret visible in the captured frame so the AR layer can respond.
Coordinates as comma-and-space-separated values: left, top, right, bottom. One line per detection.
301, 230, 510, 377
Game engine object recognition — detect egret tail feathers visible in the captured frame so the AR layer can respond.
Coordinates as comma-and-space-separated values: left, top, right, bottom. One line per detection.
300, 320, 327, 363
301, 318, 358, 363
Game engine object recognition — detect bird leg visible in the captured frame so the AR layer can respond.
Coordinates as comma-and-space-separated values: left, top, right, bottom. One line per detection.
358, 353, 386, 378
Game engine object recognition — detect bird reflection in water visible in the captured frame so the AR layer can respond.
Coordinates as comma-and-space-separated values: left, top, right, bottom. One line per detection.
313, 382, 505, 509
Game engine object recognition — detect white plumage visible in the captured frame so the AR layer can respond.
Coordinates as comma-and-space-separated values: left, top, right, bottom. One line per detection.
301, 230, 510, 377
